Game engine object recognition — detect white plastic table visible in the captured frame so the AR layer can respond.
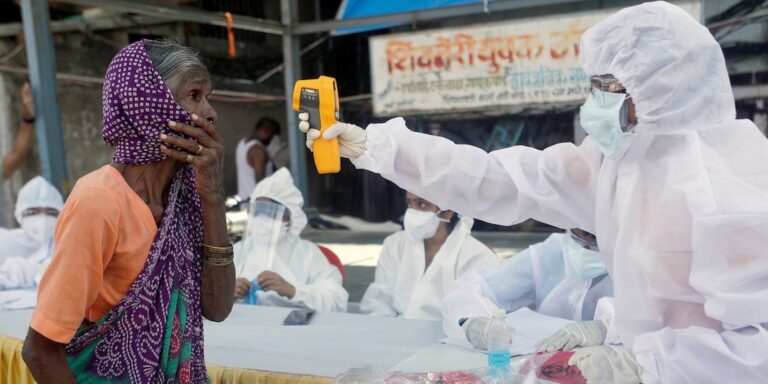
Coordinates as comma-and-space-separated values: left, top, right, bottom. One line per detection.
0, 304, 478, 378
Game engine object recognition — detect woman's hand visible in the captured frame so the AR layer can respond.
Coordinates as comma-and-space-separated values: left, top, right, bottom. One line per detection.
257, 271, 296, 299
161, 114, 234, 322
159, 114, 225, 201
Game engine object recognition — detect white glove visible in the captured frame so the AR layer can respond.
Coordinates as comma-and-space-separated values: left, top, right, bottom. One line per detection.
298, 112, 366, 159
568, 345, 643, 384
462, 317, 514, 351
537, 319, 608, 352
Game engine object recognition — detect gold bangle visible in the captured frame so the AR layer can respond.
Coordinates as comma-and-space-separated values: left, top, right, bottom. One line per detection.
203, 252, 234, 266
202, 243, 233, 254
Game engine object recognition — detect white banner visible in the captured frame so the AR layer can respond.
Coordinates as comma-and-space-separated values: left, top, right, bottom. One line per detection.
369, 2, 700, 116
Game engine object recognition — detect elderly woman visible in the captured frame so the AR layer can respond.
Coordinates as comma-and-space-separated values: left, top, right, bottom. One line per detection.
21, 40, 235, 383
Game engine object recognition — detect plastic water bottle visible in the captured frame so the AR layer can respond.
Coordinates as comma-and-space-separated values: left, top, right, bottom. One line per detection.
246, 279, 260, 305
486, 309, 512, 373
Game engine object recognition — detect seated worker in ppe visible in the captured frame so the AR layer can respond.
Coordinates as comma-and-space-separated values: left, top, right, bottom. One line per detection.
233, 168, 348, 312
0, 176, 63, 291
298, 3, 768, 383
360, 191, 499, 320
443, 229, 613, 350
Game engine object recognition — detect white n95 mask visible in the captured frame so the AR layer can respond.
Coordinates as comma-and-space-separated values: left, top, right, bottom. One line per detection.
580, 90, 635, 160
564, 236, 606, 280
21, 215, 57, 244
403, 208, 449, 241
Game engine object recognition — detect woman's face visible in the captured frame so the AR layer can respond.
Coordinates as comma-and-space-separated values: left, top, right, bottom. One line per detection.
172, 75, 217, 122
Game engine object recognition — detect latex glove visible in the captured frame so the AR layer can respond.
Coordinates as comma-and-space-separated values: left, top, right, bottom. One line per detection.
462, 317, 514, 351
537, 319, 608, 352
568, 345, 642, 384
298, 112, 366, 159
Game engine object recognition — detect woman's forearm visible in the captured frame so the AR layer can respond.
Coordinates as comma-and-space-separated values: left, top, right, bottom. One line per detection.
199, 193, 235, 321
22, 328, 77, 384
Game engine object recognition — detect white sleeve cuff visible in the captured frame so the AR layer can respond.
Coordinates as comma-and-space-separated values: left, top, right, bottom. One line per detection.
350, 117, 406, 171
289, 284, 313, 309
594, 297, 621, 345
631, 332, 663, 384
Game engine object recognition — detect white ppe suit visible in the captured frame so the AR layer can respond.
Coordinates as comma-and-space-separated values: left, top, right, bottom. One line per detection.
234, 168, 348, 312
350, 2, 768, 382
442, 233, 613, 343
0, 176, 62, 291
360, 217, 499, 320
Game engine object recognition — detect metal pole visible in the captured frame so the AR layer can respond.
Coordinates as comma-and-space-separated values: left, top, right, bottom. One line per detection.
20, 0, 69, 193
281, 0, 309, 201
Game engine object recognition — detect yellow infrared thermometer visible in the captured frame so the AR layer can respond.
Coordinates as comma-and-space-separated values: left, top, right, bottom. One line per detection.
292, 76, 341, 174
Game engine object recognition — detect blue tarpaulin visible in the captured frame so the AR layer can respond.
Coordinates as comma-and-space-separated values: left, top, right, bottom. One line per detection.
334, 0, 485, 35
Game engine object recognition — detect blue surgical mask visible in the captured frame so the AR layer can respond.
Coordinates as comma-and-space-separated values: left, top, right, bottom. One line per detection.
565, 236, 606, 280
580, 90, 634, 160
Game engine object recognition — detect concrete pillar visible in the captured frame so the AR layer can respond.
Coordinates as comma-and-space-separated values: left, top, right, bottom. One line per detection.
21, 0, 69, 193
281, 0, 309, 202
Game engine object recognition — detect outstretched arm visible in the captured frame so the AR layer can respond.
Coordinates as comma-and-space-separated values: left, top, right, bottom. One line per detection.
351, 118, 602, 230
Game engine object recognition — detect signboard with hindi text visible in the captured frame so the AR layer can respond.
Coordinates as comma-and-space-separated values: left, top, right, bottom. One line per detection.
369, 2, 700, 116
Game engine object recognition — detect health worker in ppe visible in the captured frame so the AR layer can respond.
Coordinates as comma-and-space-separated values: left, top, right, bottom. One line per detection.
0, 176, 63, 292
443, 229, 613, 351
233, 168, 348, 312
298, 2, 768, 382
360, 191, 499, 320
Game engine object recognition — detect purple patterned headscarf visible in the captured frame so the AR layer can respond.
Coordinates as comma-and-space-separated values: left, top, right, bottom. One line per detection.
102, 40, 192, 164
66, 40, 207, 383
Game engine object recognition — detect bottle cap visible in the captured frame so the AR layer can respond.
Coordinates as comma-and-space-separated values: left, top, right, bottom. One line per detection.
492, 309, 506, 319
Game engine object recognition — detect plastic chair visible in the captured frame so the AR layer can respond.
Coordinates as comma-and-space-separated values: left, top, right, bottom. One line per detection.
317, 244, 345, 281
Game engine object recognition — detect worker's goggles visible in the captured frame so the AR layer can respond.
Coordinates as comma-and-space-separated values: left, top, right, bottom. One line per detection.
569, 231, 599, 252
21, 207, 60, 218
590, 75, 627, 105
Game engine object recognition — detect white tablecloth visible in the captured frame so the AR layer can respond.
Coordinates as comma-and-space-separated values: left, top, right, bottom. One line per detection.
204, 304, 449, 376
0, 304, 464, 377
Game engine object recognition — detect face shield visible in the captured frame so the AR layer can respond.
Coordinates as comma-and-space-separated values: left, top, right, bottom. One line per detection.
20, 207, 60, 244
236, 200, 289, 278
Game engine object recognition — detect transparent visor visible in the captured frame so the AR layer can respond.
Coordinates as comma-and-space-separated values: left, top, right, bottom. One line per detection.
252, 200, 291, 223
237, 200, 288, 275
590, 75, 635, 133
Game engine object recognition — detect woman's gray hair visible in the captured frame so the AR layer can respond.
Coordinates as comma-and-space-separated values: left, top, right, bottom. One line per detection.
143, 39, 209, 92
